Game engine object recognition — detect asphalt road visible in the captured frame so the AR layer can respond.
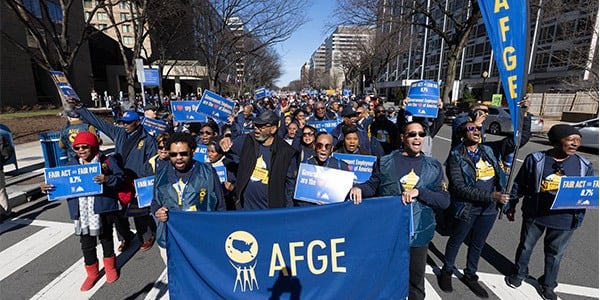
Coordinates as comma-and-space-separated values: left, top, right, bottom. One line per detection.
0, 124, 598, 300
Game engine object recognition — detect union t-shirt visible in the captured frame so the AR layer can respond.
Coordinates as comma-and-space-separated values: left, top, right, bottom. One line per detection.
243, 144, 271, 210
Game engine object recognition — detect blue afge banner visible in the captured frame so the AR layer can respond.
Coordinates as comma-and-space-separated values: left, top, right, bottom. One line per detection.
479, 0, 529, 143
551, 176, 599, 210
166, 197, 409, 299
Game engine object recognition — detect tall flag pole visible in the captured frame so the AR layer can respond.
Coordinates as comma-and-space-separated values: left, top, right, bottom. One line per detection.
478, 0, 531, 196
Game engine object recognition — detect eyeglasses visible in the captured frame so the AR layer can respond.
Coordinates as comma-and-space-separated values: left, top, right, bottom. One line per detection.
199, 130, 214, 135
467, 125, 483, 132
302, 132, 315, 137
73, 145, 91, 151
316, 142, 333, 151
168, 151, 190, 158
406, 131, 426, 138
315, 107, 325, 111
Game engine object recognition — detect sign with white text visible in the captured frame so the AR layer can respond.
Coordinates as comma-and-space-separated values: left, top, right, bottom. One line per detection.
307, 120, 339, 133
193, 144, 209, 163
406, 80, 440, 118
134, 176, 155, 208
44, 163, 102, 201
551, 176, 599, 209
171, 101, 210, 122
141, 117, 169, 136
199, 90, 235, 123
293, 163, 354, 204
332, 153, 376, 184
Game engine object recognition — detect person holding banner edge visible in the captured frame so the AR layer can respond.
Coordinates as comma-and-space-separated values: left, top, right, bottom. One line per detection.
41, 132, 124, 291
504, 125, 594, 300
347, 120, 450, 299
438, 104, 532, 298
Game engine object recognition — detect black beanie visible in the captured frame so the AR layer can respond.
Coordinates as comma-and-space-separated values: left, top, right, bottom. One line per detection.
547, 124, 581, 145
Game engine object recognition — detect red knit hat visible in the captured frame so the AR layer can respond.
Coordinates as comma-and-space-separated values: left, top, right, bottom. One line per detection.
73, 131, 99, 150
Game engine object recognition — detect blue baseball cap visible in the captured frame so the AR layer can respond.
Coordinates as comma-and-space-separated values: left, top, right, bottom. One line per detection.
118, 111, 140, 123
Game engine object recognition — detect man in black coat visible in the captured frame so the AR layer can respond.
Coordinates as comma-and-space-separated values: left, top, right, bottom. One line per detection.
219, 110, 298, 210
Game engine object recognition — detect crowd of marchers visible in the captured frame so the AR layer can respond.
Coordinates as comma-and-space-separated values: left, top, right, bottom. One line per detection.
32, 92, 593, 300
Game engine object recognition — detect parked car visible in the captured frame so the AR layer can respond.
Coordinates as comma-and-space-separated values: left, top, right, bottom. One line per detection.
483, 106, 544, 134
571, 118, 598, 149
443, 104, 467, 123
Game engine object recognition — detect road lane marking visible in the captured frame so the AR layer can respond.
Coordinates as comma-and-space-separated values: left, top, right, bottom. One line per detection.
0, 219, 73, 281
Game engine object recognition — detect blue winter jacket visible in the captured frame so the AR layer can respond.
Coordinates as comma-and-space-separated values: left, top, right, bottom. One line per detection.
507, 151, 593, 229
377, 150, 450, 247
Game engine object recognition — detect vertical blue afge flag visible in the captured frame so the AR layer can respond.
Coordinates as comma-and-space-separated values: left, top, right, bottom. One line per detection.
478, 0, 529, 143
166, 197, 410, 299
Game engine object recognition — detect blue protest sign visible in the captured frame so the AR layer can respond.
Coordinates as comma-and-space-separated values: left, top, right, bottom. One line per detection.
550, 176, 599, 210
199, 90, 235, 123
255, 87, 268, 99
343, 89, 352, 97
294, 163, 354, 204
479, 0, 529, 144
143, 68, 161, 87
166, 196, 409, 299
170, 101, 209, 122
406, 80, 439, 118
49, 70, 81, 102
332, 153, 376, 184
44, 163, 102, 201
134, 176, 155, 208
141, 117, 169, 136
213, 165, 227, 183
193, 144, 209, 163
307, 120, 339, 133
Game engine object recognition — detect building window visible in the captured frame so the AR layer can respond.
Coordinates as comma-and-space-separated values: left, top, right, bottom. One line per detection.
48, 1, 63, 23
97, 12, 108, 21
96, 24, 107, 30
122, 24, 131, 32
22, 0, 42, 18
120, 13, 130, 21
83, 0, 93, 8
119, 2, 129, 9
123, 36, 134, 45
84, 12, 92, 21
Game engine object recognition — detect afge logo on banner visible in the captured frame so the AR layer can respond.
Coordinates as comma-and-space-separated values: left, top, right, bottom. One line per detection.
225, 231, 259, 292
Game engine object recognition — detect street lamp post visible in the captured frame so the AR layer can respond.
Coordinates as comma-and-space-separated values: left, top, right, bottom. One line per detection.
481, 71, 489, 101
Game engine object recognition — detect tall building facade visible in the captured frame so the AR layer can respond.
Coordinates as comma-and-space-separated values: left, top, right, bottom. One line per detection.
306, 26, 375, 90
375, 0, 599, 102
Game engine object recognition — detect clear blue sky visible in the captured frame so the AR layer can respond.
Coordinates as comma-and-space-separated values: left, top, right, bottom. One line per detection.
274, 0, 336, 88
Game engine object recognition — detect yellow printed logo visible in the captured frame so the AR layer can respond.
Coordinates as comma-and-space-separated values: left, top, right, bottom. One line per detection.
137, 140, 144, 149
199, 188, 207, 203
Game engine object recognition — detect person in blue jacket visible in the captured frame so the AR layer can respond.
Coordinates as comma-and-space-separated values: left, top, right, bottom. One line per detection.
41, 132, 123, 291
152, 132, 225, 264
347, 121, 449, 300
504, 124, 594, 300
67, 99, 158, 252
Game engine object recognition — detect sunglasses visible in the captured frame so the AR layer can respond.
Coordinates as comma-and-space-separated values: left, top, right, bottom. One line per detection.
406, 131, 426, 138
254, 123, 273, 130
169, 151, 190, 158
199, 130, 214, 135
73, 145, 91, 151
316, 142, 333, 151
315, 107, 325, 111
467, 125, 483, 132
303, 132, 315, 137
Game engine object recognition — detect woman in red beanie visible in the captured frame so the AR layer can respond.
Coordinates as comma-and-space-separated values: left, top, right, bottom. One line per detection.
41, 131, 125, 291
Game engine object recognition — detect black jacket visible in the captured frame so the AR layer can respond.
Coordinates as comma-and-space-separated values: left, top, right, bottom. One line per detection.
228, 134, 298, 208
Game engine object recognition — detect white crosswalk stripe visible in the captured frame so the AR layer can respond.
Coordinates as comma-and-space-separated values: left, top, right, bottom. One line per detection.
1, 217, 597, 299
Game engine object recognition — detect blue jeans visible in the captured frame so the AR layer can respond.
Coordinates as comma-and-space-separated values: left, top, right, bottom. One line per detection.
513, 218, 575, 289
442, 213, 496, 276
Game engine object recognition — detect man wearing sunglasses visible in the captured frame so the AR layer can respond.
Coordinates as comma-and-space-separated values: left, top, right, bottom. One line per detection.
307, 101, 336, 121
295, 133, 350, 206
66, 99, 158, 252
219, 110, 298, 210
152, 132, 225, 263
